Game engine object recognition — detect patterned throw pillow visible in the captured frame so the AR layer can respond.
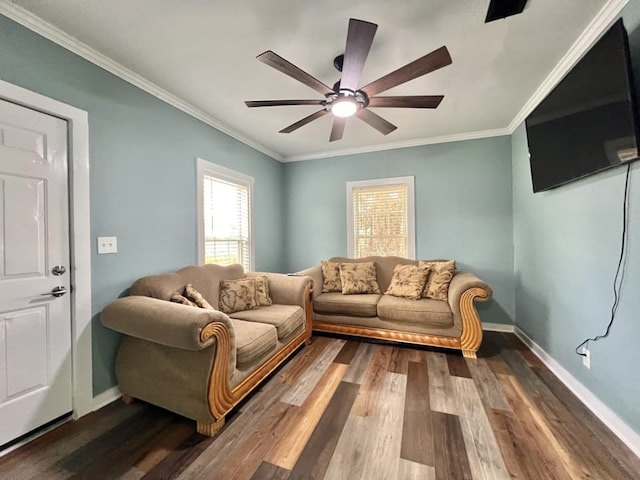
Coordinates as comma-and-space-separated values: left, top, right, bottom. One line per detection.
170, 292, 198, 307
419, 260, 456, 301
218, 278, 259, 314
253, 275, 272, 307
385, 264, 431, 300
321, 260, 342, 293
184, 283, 215, 310
339, 262, 382, 295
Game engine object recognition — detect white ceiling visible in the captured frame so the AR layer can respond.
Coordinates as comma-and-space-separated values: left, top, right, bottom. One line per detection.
6, 0, 622, 161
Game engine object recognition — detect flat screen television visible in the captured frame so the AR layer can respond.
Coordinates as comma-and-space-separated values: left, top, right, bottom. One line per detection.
526, 19, 640, 193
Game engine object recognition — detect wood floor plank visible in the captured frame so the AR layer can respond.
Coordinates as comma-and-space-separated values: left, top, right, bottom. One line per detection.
486, 408, 549, 480
426, 352, 457, 414
406, 348, 429, 364
324, 372, 407, 480
446, 353, 472, 378
451, 376, 510, 480
279, 336, 332, 384
322, 414, 374, 480
143, 432, 213, 480
333, 340, 360, 365
497, 374, 575, 480
265, 363, 348, 469
400, 361, 433, 466
250, 461, 290, 480
501, 349, 554, 399
432, 411, 473, 480
465, 358, 512, 412
342, 342, 374, 384
65, 411, 176, 480
358, 373, 407, 480
279, 339, 345, 406
133, 418, 194, 473
213, 402, 295, 480
288, 380, 359, 480
534, 395, 634, 480
0, 401, 144, 478
387, 346, 410, 374
533, 366, 640, 477
398, 458, 435, 480
351, 345, 393, 417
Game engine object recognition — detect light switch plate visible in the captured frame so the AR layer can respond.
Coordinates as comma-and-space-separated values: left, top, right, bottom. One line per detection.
97, 236, 118, 254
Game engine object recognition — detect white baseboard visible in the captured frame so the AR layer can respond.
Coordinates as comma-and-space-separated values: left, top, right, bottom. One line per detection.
514, 326, 640, 459
91, 385, 122, 413
482, 322, 515, 333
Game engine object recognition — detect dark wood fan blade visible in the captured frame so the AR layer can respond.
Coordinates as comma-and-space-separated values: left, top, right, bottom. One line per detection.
245, 100, 326, 107
257, 51, 334, 96
340, 19, 378, 92
329, 117, 347, 142
361, 46, 452, 96
356, 109, 397, 135
279, 109, 328, 133
367, 95, 444, 108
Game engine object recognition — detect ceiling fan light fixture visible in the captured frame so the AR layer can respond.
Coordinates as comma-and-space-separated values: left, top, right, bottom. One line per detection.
331, 98, 358, 117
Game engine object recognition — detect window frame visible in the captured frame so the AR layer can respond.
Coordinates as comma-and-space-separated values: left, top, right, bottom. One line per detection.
196, 158, 255, 271
346, 176, 416, 259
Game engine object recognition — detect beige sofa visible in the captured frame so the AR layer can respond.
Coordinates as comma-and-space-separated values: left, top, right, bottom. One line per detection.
101, 263, 312, 436
299, 256, 491, 358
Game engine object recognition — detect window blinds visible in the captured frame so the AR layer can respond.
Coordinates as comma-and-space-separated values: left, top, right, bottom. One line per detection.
203, 174, 250, 270
352, 183, 408, 258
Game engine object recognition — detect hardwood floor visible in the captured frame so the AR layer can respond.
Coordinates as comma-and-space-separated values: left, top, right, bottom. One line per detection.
1, 332, 639, 479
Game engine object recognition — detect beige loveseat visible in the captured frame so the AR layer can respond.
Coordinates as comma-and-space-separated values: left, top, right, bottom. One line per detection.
299, 256, 491, 358
101, 264, 312, 436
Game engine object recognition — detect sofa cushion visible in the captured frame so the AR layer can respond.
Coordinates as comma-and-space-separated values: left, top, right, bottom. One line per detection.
231, 304, 304, 340
185, 283, 215, 310
176, 263, 245, 309
254, 275, 273, 307
321, 260, 342, 293
314, 292, 382, 317
169, 293, 197, 307
377, 295, 453, 328
385, 264, 431, 300
230, 319, 277, 368
219, 278, 259, 314
339, 262, 381, 294
419, 260, 456, 301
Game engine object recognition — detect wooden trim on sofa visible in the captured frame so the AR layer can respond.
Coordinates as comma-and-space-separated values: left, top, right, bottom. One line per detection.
313, 321, 461, 349
459, 287, 490, 357
200, 282, 314, 431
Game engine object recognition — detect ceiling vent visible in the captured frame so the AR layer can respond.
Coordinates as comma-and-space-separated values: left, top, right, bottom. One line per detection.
485, 0, 528, 23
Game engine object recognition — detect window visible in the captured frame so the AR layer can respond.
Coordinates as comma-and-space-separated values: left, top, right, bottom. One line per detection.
197, 158, 254, 271
347, 176, 415, 258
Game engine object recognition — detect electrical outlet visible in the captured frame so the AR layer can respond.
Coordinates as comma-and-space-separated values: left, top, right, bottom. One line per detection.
583, 348, 591, 369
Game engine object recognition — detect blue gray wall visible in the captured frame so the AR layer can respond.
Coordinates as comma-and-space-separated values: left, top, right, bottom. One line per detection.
0, 15, 286, 394
283, 137, 515, 325
511, 0, 640, 437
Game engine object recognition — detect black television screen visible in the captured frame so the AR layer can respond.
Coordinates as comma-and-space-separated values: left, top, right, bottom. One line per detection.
526, 19, 640, 193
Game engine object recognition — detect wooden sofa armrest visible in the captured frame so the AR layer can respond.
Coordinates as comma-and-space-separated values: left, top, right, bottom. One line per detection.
447, 272, 492, 357
101, 295, 234, 351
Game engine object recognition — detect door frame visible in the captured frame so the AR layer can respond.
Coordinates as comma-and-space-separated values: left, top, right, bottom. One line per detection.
0, 79, 93, 418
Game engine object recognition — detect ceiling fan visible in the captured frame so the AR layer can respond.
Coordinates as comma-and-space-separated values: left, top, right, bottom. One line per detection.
245, 18, 452, 142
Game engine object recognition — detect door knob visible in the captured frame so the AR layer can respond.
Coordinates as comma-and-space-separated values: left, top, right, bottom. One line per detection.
41, 286, 67, 297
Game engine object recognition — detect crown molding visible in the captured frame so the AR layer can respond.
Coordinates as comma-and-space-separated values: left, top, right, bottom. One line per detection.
0, 1, 283, 162
283, 127, 511, 162
507, 0, 628, 133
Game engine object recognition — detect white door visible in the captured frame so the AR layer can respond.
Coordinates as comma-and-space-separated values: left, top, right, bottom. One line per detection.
0, 98, 72, 446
